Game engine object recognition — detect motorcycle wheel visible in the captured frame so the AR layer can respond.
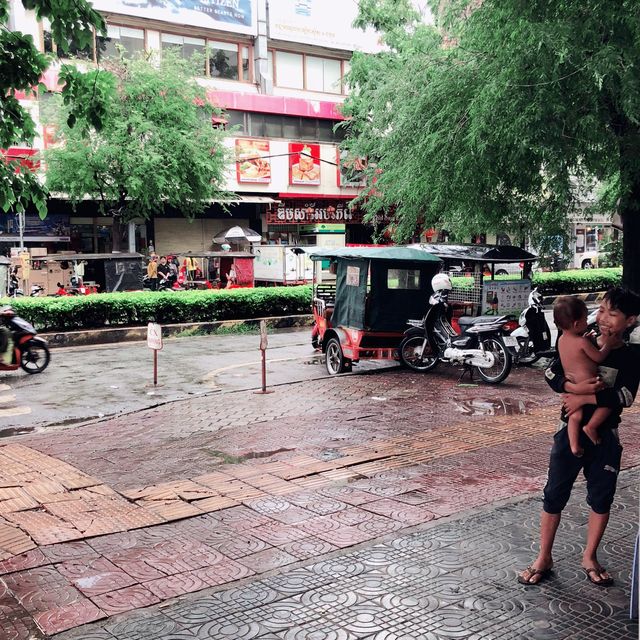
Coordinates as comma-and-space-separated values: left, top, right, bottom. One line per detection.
20, 341, 50, 374
475, 337, 512, 384
325, 338, 351, 375
399, 335, 439, 372
516, 337, 540, 365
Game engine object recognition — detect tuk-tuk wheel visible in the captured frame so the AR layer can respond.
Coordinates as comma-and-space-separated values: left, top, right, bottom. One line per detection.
325, 337, 351, 375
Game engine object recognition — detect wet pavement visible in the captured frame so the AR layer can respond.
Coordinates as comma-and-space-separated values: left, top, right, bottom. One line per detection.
0, 362, 638, 639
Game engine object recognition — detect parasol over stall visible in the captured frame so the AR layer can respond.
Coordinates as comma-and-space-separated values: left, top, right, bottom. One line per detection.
213, 226, 262, 245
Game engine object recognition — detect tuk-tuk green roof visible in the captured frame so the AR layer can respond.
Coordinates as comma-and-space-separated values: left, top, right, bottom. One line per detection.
408, 243, 537, 263
308, 246, 442, 263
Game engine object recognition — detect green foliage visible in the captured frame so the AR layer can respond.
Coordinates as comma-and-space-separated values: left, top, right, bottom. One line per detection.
4, 286, 313, 332
0, 0, 108, 219
343, 0, 640, 290
45, 52, 230, 233
599, 239, 623, 268
531, 268, 622, 296
451, 268, 622, 295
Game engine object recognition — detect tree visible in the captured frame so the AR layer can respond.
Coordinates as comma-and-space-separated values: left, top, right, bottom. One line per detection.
342, 0, 640, 291
45, 52, 230, 250
0, 0, 112, 220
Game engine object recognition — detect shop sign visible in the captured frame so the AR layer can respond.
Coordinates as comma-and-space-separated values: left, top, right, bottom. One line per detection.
0, 213, 70, 241
235, 138, 271, 183
267, 201, 363, 225
91, 0, 256, 34
289, 143, 321, 185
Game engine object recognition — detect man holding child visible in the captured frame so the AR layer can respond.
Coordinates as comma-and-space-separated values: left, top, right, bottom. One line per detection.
519, 287, 640, 587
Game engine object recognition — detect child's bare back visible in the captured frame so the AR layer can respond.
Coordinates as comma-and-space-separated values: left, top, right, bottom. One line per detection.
557, 332, 601, 385
553, 297, 612, 457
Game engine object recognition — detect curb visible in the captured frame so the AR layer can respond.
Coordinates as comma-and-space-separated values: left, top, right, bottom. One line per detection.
41, 314, 314, 348
542, 291, 607, 307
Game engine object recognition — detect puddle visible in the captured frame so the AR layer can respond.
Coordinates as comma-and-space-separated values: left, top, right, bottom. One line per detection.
0, 426, 35, 438
453, 397, 531, 416
319, 449, 344, 461
206, 447, 294, 464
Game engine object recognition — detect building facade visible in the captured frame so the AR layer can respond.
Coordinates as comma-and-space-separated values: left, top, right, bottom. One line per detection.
5, 0, 382, 256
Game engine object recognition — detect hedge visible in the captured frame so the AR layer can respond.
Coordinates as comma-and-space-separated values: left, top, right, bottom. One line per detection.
0, 268, 623, 332
451, 267, 622, 296
3, 286, 313, 332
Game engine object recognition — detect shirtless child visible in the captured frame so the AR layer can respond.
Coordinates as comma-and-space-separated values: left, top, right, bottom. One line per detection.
553, 296, 612, 457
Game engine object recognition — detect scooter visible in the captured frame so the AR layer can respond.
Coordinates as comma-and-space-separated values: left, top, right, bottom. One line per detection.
508, 287, 552, 364
399, 274, 513, 384
0, 306, 50, 374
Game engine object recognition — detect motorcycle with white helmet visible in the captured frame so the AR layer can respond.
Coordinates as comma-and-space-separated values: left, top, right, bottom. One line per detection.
399, 273, 513, 383
508, 287, 553, 364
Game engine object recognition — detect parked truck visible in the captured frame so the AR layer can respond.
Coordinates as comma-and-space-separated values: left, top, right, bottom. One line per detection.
252, 245, 314, 285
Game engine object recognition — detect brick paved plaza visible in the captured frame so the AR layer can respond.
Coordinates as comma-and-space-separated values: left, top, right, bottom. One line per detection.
1, 366, 638, 638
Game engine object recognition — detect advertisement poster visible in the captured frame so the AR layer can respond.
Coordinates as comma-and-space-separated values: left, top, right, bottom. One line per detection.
91, 0, 256, 35
268, 0, 381, 52
0, 214, 70, 241
481, 280, 531, 315
336, 149, 366, 187
235, 139, 271, 183
289, 143, 321, 185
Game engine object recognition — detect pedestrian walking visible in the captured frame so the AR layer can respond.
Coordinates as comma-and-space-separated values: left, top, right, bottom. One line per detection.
518, 287, 640, 587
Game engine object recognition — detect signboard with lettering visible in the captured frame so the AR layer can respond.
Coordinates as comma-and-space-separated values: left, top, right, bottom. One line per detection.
268, 0, 381, 52
147, 322, 163, 351
91, 0, 256, 35
267, 201, 363, 225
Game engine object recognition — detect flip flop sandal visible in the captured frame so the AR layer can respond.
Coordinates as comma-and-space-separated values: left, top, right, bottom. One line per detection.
517, 565, 553, 586
583, 566, 614, 587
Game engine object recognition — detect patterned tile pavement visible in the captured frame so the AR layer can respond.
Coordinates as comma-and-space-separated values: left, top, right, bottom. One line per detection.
0, 367, 638, 638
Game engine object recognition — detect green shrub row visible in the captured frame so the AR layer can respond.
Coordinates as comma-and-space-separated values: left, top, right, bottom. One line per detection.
4, 286, 313, 332
1, 268, 622, 332
531, 268, 622, 295
451, 268, 622, 296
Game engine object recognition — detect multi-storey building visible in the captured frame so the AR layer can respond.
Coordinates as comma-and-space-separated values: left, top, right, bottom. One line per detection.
3, 0, 382, 256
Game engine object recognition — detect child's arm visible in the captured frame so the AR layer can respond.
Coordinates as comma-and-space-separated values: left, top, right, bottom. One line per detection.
581, 335, 611, 364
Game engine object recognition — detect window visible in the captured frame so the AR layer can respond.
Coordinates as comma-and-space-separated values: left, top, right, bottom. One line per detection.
161, 34, 206, 74
208, 40, 238, 79
272, 50, 347, 94
97, 25, 144, 60
225, 110, 344, 142
43, 19, 94, 60
388, 269, 421, 290
306, 56, 341, 94
276, 51, 304, 89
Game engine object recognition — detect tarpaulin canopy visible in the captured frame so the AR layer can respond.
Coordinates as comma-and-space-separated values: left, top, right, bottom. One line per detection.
408, 243, 538, 263
308, 246, 443, 263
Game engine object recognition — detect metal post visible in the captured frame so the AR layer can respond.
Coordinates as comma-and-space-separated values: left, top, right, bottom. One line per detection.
153, 349, 158, 386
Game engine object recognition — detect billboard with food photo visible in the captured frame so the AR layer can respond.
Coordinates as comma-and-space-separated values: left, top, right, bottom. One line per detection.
336, 149, 367, 187
289, 143, 321, 185
235, 139, 271, 183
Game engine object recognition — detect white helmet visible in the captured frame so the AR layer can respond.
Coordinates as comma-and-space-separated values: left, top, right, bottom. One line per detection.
431, 273, 452, 292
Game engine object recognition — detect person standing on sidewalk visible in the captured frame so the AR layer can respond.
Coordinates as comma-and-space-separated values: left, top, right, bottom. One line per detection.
518, 287, 640, 587
147, 255, 158, 291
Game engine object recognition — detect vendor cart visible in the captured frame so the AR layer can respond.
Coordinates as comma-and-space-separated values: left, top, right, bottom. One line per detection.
176, 251, 255, 289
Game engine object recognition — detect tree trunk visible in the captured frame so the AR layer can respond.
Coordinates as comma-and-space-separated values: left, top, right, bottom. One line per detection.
619, 122, 640, 294
112, 216, 122, 252
621, 206, 640, 294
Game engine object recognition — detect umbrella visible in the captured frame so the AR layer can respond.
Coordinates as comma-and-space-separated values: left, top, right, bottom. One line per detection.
213, 226, 262, 244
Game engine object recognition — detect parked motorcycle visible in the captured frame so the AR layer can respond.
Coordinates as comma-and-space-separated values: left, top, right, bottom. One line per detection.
7, 268, 45, 297
0, 306, 50, 374
399, 274, 513, 384
508, 287, 552, 364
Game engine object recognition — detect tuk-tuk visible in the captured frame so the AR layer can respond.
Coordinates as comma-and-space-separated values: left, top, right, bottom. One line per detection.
309, 246, 442, 375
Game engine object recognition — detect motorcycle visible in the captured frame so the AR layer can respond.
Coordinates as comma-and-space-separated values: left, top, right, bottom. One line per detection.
508, 287, 553, 364
7, 269, 45, 297
0, 306, 50, 374
399, 273, 513, 384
